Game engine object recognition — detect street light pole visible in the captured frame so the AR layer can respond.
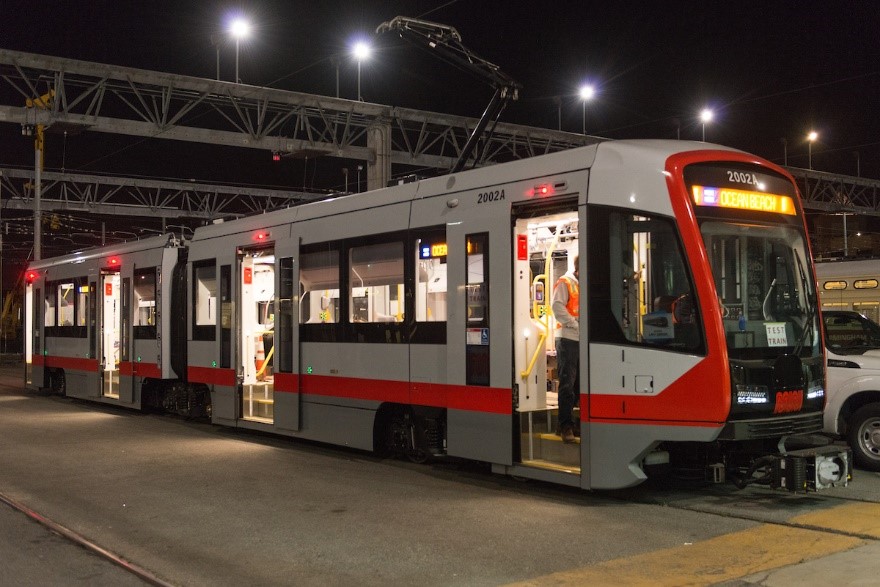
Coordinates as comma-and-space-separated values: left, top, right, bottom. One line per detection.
235, 37, 240, 83
229, 18, 250, 84
579, 85, 595, 135
700, 108, 713, 142
352, 42, 371, 101
210, 34, 220, 80
331, 55, 340, 98
807, 131, 819, 169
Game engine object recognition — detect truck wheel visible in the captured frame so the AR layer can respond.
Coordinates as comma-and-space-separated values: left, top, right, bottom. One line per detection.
846, 404, 880, 472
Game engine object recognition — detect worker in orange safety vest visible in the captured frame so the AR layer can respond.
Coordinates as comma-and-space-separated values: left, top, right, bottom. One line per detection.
551, 255, 580, 443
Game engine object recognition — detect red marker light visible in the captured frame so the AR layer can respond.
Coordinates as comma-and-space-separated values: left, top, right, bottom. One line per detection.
255, 231, 270, 241
26, 271, 38, 283
528, 184, 555, 198
108, 257, 120, 266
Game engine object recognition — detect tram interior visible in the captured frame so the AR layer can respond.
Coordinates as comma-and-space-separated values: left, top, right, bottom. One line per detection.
102, 273, 120, 398
240, 250, 275, 423
514, 211, 581, 472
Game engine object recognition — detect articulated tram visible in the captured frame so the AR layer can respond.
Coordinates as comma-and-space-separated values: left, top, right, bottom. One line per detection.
24, 140, 850, 491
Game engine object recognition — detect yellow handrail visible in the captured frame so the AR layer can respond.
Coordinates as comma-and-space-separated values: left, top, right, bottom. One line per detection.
256, 340, 275, 377
519, 222, 570, 380
520, 273, 549, 379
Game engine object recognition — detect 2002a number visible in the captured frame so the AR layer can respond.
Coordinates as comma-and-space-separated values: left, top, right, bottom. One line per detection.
727, 171, 758, 185
477, 189, 505, 203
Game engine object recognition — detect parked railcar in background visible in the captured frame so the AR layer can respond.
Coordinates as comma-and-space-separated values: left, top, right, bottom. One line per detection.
816, 260, 880, 470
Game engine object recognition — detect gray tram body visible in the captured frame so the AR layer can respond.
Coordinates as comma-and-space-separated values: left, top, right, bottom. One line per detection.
25, 234, 184, 407
25, 140, 850, 491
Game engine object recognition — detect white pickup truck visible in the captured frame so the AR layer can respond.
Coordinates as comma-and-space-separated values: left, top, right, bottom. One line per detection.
823, 310, 880, 471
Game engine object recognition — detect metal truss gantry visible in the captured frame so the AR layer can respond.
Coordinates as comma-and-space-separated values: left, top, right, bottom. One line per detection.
1, 49, 879, 227
788, 168, 880, 217
0, 167, 322, 220
0, 49, 593, 195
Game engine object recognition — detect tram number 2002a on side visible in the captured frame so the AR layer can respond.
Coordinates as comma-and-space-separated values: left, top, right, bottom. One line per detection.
477, 189, 506, 204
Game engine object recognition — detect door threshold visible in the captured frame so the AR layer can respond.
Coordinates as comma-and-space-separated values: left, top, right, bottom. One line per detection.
520, 459, 581, 475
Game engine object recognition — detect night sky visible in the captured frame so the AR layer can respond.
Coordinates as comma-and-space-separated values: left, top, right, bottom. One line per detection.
1, 1, 879, 198
1, 1, 878, 181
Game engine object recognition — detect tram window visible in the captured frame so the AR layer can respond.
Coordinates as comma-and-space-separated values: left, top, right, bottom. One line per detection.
44, 287, 56, 327
300, 248, 340, 324
44, 278, 87, 337
277, 257, 294, 373
220, 264, 231, 368
57, 282, 75, 326
193, 260, 217, 340
76, 283, 89, 328
121, 278, 130, 361
349, 241, 404, 323
415, 232, 447, 323
134, 268, 157, 338
708, 235, 742, 304
466, 233, 489, 386
589, 206, 704, 354
823, 280, 847, 291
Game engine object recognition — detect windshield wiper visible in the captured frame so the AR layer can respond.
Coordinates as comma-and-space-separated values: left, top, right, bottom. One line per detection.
762, 278, 777, 321
792, 252, 815, 356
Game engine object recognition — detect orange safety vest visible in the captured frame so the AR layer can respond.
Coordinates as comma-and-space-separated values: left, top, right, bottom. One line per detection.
555, 275, 579, 325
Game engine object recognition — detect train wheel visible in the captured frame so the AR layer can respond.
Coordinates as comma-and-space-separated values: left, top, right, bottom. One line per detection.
847, 404, 880, 472
51, 370, 66, 397
407, 448, 429, 464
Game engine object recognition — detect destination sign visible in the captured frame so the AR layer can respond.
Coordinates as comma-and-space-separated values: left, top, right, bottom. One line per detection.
420, 243, 448, 259
692, 185, 796, 215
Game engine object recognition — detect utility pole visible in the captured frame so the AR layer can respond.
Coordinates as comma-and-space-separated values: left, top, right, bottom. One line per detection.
25, 89, 54, 261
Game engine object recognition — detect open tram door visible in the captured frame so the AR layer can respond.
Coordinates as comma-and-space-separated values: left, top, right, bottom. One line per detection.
24, 273, 43, 388
512, 204, 583, 477
99, 268, 121, 398
237, 245, 276, 424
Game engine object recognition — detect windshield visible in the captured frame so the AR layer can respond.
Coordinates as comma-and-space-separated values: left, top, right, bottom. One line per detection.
701, 221, 820, 360
824, 311, 880, 354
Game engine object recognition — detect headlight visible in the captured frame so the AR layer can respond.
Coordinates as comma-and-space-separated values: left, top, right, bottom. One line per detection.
807, 380, 825, 400
736, 384, 769, 404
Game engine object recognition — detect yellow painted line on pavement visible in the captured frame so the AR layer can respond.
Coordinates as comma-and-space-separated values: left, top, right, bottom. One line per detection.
791, 502, 880, 538
506, 524, 863, 587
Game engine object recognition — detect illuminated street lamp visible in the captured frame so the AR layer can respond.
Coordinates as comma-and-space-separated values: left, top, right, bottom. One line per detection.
352, 41, 371, 101
700, 108, 713, 142
807, 130, 818, 170
230, 18, 251, 83
579, 85, 595, 135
